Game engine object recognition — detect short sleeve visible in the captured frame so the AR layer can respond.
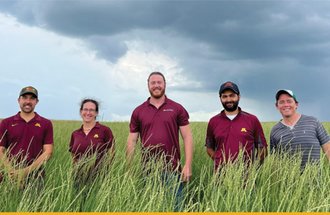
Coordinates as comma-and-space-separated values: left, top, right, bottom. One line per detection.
129, 108, 140, 133
316, 120, 330, 146
205, 121, 215, 150
0, 119, 8, 148
177, 105, 189, 127
44, 120, 54, 145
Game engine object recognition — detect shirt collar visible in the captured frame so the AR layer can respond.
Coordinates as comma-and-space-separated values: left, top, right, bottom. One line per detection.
14, 112, 40, 122
79, 121, 100, 131
147, 95, 168, 107
220, 107, 242, 118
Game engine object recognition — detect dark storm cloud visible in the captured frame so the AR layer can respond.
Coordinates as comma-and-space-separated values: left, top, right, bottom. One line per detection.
86, 35, 128, 62
0, 0, 179, 36
1, 0, 330, 120
2, 1, 330, 63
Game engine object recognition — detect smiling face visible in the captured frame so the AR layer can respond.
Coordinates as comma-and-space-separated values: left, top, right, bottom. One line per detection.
80, 101, 98, 123
18, 94, 38, 114
276, 93, 298, 118
148, 74, 166, 99
220, 89, 240, 112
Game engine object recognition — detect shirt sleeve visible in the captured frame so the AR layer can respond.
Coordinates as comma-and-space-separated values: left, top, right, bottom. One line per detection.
205, 121, 216, 150
69, 132, 75, 153
104, 126, 114, 149
44, 120, 54, 145
269, 128, 276, 153
316, 120, 330, 146
0, 119, 8, 148
177, 105, 189, 127
253, 117, 268, 148
129, 109, 140, 133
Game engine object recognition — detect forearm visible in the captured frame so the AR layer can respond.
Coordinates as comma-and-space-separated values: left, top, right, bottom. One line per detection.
322, 142, 330, 161
257, 147, 268, 160
24, 150, 52, 174
126, 133, 138, 164
206, 147, 215, 160
184, 136, 193, 167
0, 148, 13, 171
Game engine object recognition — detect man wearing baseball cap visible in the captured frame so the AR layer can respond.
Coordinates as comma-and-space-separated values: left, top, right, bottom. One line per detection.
205, 81, 268, 171
270, 89, 330, 169
0, 86, 53, 188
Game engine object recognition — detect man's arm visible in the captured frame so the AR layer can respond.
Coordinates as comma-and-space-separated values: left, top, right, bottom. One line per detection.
0, 146, 14, 171
15, 144, 53, 177
321, 141, 330, 161
179, 124, 193, 182
126, 132, 139, 164
256, 146, 268, 163
254, 118, 268, 164
206, 147, 215, 160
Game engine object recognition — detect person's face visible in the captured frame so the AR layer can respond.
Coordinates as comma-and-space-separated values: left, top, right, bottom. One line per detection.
148, 74, 166, 99
18, 94, 38, 114
80, 102, 98, 123
276, 94, 298, 118
220, 90, 240, 112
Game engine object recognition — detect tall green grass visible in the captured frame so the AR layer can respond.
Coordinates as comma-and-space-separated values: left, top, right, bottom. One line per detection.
0, 121, 329, 212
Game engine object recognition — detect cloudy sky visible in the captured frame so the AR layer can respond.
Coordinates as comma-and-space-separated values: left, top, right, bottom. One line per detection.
0, 0, 329, 122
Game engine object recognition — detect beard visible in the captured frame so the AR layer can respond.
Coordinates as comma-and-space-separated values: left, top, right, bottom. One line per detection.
20, 103, 35, 114
149, 87, 165, 99
222, 100, 239, 112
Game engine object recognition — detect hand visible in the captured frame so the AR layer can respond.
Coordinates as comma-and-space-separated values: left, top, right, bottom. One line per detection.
181, 164, 192, 182
9, 168, 28, 188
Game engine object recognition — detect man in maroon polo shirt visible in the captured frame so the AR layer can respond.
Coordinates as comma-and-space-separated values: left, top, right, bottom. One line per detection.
0, 86, 53, 186
127, 71, 193, 182
206, 81, 267, 171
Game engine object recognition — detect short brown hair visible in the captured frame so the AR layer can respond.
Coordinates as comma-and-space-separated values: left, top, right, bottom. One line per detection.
147, 71, 166, 83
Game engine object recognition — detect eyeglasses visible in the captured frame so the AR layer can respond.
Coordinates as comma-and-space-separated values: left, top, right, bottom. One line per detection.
82, 108, 96, 113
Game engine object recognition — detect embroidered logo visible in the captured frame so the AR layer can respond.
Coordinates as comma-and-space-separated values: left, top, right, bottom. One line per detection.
94, 134, 99, 138
163, 109, 174, 112
11, 123, 18, 127
241, 128, 247, 132
35, 123, 41, 127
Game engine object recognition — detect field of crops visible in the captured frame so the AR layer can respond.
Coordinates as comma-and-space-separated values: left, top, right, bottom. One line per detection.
0, 121, 329, 212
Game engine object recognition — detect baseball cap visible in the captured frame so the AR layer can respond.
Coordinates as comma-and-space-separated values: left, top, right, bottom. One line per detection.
275, 89, 297, 102
19, 86, 38, 98
219, 81, 240, 95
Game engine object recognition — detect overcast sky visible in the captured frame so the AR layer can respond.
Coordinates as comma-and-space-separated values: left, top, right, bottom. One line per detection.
0, 0, 329, 122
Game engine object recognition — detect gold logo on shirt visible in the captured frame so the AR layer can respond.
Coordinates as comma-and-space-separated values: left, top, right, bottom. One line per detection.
35, 123, 41, 127
241, 128, 247, 132
94, 134, 99, 138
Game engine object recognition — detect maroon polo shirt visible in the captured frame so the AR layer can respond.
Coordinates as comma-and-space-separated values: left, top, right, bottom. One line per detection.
0, 112, 53, 166
205, 108, 267, 170
130, 97, 189, 170
69, 122, 114, 165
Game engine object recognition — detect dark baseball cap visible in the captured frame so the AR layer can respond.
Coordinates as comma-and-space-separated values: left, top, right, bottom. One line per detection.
19, 86, 38, 98
219, 81, 240, 95
275, 89, 297, 102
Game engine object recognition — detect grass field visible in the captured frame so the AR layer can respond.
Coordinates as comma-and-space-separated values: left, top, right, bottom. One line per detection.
0, 121, 329, 212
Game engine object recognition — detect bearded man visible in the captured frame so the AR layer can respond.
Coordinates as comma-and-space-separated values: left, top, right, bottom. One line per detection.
0, 86, 53, 187
205, 81, 267, 171
127, 71, 193, 182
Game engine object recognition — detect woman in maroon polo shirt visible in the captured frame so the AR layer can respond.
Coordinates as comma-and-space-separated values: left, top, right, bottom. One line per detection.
69, 98, 114, 187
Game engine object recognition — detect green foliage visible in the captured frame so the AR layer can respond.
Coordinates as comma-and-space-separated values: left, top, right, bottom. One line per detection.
0, 121, 329, 212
